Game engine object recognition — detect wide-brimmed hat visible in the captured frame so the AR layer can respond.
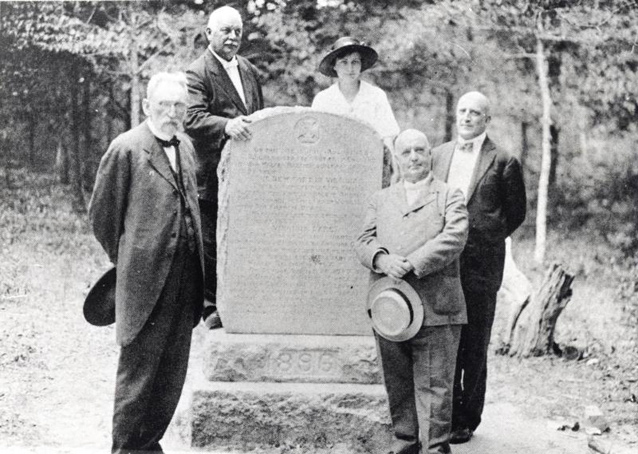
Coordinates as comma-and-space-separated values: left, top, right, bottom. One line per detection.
83, 267, 116, 326
318, 37, 378, 77
366, 277, 424, 342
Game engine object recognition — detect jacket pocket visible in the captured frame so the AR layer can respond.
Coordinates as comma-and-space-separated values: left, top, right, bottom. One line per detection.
431, 276, 464, 315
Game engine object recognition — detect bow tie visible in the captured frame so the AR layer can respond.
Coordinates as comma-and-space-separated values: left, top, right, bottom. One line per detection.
157, 136, 180, 148
458, 142, 473, 153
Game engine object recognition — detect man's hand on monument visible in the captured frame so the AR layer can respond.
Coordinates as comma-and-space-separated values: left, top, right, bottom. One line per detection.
225, 116, 253, 141
375, 253, 414, 279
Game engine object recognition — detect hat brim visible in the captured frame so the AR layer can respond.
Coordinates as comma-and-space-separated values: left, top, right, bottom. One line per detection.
318, 44, 378, 77
83, 267, 116, 327
367, 276, 424, 342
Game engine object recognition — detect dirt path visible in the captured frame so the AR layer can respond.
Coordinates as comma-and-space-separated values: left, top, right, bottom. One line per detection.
454, 401, 587, 454
1, 251, 634, 454
1, 322, 633, 454
0, 393, 629, 454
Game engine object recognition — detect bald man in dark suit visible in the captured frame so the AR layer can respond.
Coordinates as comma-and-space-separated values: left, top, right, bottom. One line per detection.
432, 91, 526, 444
185, 6, 264, 329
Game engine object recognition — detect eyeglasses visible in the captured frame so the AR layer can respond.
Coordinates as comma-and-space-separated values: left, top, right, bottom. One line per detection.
158, 101, 187, 114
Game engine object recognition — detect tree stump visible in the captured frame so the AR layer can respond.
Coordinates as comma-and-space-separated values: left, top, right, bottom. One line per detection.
502, 263, 574, 358
497, 238, 533, 350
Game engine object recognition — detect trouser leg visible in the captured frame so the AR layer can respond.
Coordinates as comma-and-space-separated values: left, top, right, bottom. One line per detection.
138, 253, 199, 450
412, 325, 461, 454
199, 198, 217, 316
375, 334, 420, 454
112, 242, 198, 454
452, 287, 497, 431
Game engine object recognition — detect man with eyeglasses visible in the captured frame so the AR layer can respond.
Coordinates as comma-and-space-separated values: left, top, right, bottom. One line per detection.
432, 91, 527, 444
184, 5, 264, 330
90, 72, 204, 454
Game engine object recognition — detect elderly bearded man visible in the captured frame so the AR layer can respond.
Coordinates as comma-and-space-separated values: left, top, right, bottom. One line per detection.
355, 129, 469, 454
90, 72, 204, 454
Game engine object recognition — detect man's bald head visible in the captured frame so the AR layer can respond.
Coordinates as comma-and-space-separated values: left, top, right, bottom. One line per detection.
206, 6, 243, 61
456, 91, 491, 140
207, 6, 242, 30
394, 129, 432, 184
394, 129, 430, 154
458, 91, 490, 116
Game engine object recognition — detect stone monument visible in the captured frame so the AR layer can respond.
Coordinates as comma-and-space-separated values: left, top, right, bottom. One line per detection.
189, 107, 392, 452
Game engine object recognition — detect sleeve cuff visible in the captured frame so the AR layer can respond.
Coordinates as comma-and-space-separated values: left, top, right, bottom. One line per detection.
372, 248, 389, 273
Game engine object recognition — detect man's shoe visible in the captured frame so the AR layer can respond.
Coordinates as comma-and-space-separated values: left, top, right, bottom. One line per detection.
449, 427, 473, 444
204, 311, 223, 330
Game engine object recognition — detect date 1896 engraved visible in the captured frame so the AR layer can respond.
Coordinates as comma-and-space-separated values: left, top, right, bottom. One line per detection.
270, 350, 338, 376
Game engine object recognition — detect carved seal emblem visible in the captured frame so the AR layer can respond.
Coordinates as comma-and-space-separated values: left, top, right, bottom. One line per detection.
294, 116, 320, 144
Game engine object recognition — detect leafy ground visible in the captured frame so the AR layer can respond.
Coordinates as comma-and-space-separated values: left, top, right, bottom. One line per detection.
0, 169, 636, 452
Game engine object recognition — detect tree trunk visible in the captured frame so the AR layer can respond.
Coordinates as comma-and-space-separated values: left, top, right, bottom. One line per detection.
444, 89, 455, 143
534, 35, 552, 264
520, 121, 529, 172
82, 72, 93, 192
549, 124, 559, 189
28, 113, 36, 168
69, 61, 86, 213
2, 133, 15, 189
130, 35, 141, 128
505, 263, 574, 358
494, 237, 533, 354
55, 139, 69, 184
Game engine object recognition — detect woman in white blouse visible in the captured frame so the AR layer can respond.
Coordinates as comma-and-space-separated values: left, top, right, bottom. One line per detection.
312, 37, 401, 182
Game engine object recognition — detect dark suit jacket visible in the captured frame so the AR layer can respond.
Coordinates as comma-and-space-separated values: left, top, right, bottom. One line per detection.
355, 175, 469, 326
432, 136, 526, 292
184, 50, 264, 201
89, 122, 205, 346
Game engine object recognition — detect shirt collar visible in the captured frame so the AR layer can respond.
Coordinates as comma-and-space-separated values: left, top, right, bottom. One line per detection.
403, 173, 432, 190
209, 47, 239, 70
146, 119, 172, 143
457, 132, 487, 151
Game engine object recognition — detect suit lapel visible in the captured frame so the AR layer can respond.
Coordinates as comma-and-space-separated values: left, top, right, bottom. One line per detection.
395, 176, 437, 216
466, 137, 497, 203
237, 57, 257, 114
389, 184, 411, 216
206, 51, 248, 115
435, 141, 455, 183
142, 124, 178, 190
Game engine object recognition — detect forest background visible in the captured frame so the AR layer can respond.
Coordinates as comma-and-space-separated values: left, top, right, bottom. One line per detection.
0, 0, 637, 451
1, 0, 638, 259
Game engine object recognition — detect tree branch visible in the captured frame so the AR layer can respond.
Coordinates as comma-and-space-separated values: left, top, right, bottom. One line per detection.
136, 38, 173, 74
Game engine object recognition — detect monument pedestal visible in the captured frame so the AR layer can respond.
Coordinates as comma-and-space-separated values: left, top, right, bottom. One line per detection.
190, 331, 391, 452
189, 109, 391, 452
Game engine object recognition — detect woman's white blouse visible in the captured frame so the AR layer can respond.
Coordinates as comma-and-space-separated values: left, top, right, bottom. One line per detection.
311, 80, 400, 140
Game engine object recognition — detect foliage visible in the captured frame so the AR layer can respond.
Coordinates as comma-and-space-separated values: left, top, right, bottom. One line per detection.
0, 0, 637, 253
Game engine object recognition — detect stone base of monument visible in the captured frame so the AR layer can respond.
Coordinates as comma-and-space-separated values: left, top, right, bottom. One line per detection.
189, 331, 392, 453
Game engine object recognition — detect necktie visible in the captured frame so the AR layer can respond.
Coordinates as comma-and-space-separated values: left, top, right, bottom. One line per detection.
157, 136, 180, 148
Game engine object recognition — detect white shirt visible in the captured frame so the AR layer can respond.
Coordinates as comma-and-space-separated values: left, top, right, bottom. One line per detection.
403, 176, 431, 206
311, 80, 400, 139
447, 132, 487, 198
147, 120, 177, 171
210, 47, 246, 107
